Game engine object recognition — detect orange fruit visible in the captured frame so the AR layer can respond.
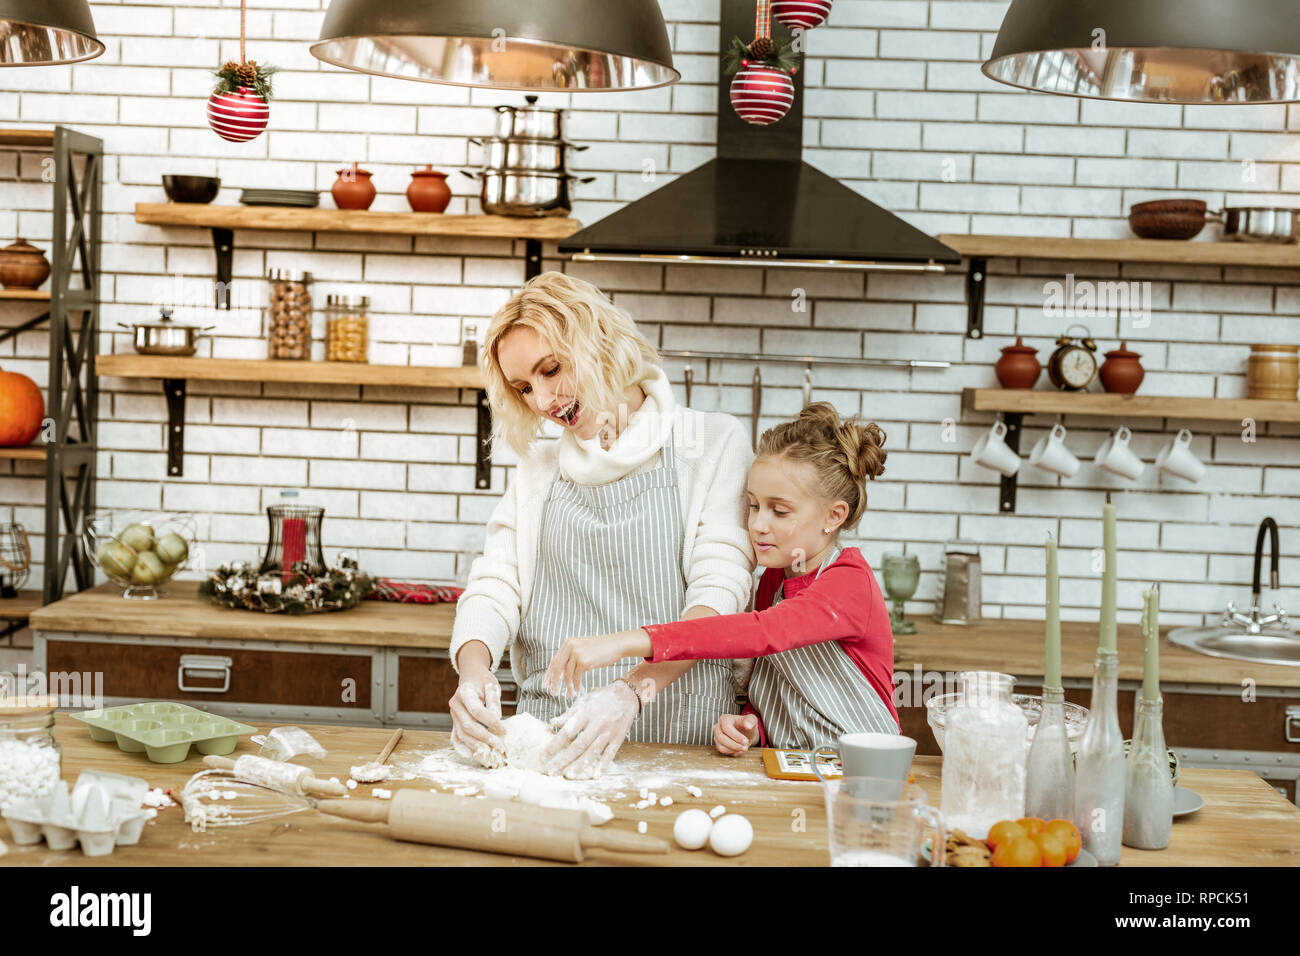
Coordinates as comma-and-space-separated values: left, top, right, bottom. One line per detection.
1016, 816, 1047, 836
1032, 829, 1067, 867
992, 836, 1042, 867
1045, 819, 1081, 863
986, 819, 1028, 851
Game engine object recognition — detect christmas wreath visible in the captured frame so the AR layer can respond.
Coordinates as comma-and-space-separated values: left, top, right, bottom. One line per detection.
199, 556, 374, 614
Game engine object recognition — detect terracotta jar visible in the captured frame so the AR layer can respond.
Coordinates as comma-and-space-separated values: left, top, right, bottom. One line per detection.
407, 165, 451, 213
0, 239, 51, 290
994, 337, 1041, 389
1100, 341, 1145, 394
331, 162, 376, 211
1247, 344, 1299, 400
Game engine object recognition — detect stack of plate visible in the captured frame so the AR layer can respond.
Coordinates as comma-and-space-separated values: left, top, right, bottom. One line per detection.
240, 188, 320, 208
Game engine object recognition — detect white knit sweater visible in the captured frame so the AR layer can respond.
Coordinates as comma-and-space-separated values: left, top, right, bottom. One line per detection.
449, 367, 756, 685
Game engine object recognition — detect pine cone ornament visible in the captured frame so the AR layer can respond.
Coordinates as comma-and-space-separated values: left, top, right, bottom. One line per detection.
236, 60, 258, 87
221, 60, 239, 75
748, 36, 774, 58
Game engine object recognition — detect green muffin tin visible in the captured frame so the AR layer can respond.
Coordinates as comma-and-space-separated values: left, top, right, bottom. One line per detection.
70, 702, 257, 764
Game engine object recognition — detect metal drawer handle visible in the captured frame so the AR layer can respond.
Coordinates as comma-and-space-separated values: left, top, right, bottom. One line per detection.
1286, 706, 1300, 744
178, 654, 232, 694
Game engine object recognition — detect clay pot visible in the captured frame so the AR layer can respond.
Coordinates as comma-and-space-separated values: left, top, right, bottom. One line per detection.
0, 239, 50, 290
331, 162, 376, 211
407, 165, 451, 213
1100, 341, 1145, 394
994, 337, 1041, 389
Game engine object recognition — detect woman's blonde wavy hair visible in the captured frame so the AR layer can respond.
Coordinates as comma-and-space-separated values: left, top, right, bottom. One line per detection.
482, 271, 661, 456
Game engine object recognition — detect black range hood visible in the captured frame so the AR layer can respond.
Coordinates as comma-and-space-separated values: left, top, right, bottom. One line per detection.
560, 0, 960, 273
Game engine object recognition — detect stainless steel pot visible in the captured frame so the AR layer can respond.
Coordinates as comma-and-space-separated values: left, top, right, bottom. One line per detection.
1216, 206, 1300, 243
118, 308, 213, 356
462, 168, 594, 218
493, 96, 566, 140
470, 136, 587, 173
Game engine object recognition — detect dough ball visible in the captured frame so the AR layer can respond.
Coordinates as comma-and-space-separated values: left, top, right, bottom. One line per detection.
673, 808, 713, 850
470, 742, 504, 770
502, 713, 554, 772
709, 813, 753, 857
576, 797, 614, 827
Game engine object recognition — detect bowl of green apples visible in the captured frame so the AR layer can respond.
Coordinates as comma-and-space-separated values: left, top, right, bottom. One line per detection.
83, 511, 197, 600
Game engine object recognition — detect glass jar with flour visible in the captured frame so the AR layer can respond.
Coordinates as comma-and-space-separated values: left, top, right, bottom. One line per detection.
0, 696, 62, 813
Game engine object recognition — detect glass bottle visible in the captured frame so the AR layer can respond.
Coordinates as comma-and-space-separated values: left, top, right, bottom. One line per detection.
1123, 696, 1174, 850
939, 671, 1027, 840
0, 701, 62, 813
1074, 650, 1126, 865
325, 294, 369, 363
462, 323, 479, 367
1025, 686, 1075, 821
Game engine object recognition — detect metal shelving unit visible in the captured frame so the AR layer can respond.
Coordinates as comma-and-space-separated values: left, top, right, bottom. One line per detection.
0, 126, 102, 603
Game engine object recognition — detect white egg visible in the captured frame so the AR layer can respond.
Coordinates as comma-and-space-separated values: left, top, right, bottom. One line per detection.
708, 813, 754, 857
672, 808, 714, 850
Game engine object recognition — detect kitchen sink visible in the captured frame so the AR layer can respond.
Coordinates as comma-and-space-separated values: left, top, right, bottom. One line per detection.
1168, 626, 1300, 667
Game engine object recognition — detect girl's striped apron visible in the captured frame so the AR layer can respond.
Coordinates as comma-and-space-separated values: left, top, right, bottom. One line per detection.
515, 430, 734, 744
747, 547, 898, 749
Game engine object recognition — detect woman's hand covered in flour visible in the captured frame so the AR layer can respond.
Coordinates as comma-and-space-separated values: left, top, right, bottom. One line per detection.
543, 629, 653, 697
449, 665, 507, 762
714, 714, 760, 756
544, 680, 644, 778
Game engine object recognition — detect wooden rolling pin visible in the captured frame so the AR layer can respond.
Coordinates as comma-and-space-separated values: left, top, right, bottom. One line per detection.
203, 755, 346, 797
317, 789, 669, 863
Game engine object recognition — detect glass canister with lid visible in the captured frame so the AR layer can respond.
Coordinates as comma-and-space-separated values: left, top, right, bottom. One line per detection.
0, 696, 63, 813
266, 269, 313, 360
939, 671, 1028, 840
325, 294, 369, 363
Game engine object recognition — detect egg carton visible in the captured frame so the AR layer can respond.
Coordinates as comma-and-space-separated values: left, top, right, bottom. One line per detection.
70, 702, 257, 764
2, 770, 152, 857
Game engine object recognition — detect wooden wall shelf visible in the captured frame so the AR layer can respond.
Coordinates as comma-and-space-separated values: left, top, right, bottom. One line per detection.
0, 445, 47, 461
0, 129, 55, 148
940, 233, 1300, 269
134, 203, 580, 241
98, 354, 484, 390
963, 389, 1300, 424
0, 290, 51, 301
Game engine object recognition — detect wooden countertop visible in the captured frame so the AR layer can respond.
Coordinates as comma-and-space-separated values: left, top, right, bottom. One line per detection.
30, 581, 454, 650
3, 716, 1297, 867
895, 616, 1300, 689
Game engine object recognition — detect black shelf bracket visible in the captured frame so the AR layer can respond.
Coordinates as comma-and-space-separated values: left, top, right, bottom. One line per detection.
475, 389, 492, 490
212, 227, 234, 309
966, 256, 987, 339
164, 378, 186, 477
999, 412, 1023, 513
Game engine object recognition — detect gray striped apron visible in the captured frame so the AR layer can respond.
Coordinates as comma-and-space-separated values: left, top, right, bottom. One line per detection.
515, 429, 734, 744
748, 548, 898, 749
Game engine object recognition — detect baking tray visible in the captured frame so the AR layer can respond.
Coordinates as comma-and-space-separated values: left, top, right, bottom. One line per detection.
70, 702, 257, 763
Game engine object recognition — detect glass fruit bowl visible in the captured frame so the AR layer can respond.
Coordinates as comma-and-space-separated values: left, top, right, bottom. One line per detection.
926, 692, 1090, 754
83, 510, 197, 600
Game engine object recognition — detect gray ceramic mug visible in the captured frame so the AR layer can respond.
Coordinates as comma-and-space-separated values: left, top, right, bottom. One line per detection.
813, 733, 917, 798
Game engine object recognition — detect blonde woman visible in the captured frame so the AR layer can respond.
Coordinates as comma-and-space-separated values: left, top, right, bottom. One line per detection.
448, 271, 754, 777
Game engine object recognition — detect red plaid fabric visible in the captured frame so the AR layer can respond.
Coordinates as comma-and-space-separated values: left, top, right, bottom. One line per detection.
366, 579, 464, 604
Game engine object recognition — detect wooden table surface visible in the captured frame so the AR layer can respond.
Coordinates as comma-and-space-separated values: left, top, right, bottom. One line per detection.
895, 616, 1300, 688
29, 581, 454, 649
3, 716, 1297, 867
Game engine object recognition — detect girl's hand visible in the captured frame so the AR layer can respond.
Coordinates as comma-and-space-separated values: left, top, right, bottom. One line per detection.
544, 629, 651, 697
714, 713, 760, 756
544, 681, 642, 779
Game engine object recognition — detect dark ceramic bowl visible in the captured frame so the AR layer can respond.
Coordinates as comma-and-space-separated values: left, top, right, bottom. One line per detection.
1128, 199, 1208, 240
162, 175, 221, 204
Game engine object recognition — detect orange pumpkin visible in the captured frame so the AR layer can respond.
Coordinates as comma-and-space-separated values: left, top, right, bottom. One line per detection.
0, 366, 44, 447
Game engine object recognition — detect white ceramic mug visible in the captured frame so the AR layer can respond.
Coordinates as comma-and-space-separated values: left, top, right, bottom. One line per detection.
971, 420, 1021, 477
1094, 425, 1145, 480
1029, 423, 1081, 478
1155, 428, 1206, 482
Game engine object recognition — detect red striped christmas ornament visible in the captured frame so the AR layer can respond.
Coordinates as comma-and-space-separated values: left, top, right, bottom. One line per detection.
730, 64, 795, 126
207, 86, 269, 143
772, 0, 833, 30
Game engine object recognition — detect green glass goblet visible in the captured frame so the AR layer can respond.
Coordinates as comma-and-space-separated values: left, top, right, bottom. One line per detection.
882, 553, 921, 635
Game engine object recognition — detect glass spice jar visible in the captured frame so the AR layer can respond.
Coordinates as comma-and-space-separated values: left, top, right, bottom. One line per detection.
325, 294, 369, 363
266, 269, 313, 360
0, 697, 63, 813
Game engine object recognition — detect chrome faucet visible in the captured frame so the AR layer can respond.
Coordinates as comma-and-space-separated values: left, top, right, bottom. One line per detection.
1223, 517, 1288, 634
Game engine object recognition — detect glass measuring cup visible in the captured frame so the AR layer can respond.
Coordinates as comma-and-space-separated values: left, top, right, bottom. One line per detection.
822, 776, 946, 867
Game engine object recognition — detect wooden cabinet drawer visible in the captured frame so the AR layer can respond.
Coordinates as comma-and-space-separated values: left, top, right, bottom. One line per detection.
393, 651, 517, 722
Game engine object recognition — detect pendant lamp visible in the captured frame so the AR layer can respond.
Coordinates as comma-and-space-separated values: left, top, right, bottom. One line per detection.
311, 0, 678, 92
983, 0, 1300, 104
0, 0, 103, 66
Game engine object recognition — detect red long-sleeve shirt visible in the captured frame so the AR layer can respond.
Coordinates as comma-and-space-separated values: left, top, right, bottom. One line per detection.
643, 547, 899, 743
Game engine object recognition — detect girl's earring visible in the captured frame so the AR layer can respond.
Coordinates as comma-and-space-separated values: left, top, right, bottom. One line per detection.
822, 527, 830, 534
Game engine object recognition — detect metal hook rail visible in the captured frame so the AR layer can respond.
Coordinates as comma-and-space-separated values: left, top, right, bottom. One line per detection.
658, 349, 950, 369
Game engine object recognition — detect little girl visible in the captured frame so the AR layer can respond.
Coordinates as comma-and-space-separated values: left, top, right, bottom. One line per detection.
544, 402, 899, 754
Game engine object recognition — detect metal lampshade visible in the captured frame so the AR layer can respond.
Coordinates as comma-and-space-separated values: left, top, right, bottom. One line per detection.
983, 0, 1300, 104
0, 0, 103, 66
311, 0, 678, 91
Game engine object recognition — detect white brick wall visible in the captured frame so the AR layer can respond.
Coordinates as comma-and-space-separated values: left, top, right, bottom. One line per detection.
0, 0, 1296, 638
